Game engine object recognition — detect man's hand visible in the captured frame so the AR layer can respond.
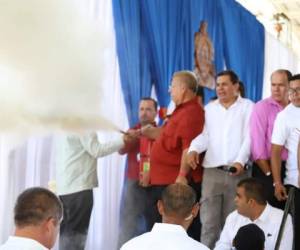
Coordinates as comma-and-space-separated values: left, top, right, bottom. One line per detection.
274, 183, 288, 201
123, 129, 139, 144
230, 162, 245, 176
187, 151, 199, 169
175, 175, 188, 185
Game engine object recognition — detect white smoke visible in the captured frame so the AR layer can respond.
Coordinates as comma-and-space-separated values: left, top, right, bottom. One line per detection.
0, 0, 119, 135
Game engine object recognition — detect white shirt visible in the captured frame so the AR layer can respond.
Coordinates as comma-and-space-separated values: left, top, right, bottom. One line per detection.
214, 204, 293, 250
0, 236, 48, 250
121, 223, 209, 250
189, 97, 253, 167
272, 103, 300, 187
56, 132, 124, 195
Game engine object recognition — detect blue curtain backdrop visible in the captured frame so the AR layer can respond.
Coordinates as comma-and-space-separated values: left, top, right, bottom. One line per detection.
112, 0, 152, 127
113, 0, 265, 125
220, 0, 265, 101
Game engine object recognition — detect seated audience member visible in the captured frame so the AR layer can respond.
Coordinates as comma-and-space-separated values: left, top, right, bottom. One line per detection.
233, 224, 265, 250
214, 178, 293, 250
0, 187, 63, 250
120, 183, 209, 250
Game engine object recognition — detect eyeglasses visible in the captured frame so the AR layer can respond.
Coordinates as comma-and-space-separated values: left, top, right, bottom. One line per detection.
288, 87, 300, 95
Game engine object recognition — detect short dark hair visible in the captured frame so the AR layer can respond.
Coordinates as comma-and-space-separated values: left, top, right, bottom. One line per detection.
271, 69, 292, 81
289, 74, 300, 82
14, 187, 63, 227
161, 183, 196, 219
237, 178, 267, 205
238, 81, 246, 98
217, 70, 239, 84
140, 97, 158, 111
233, 223, 265, 250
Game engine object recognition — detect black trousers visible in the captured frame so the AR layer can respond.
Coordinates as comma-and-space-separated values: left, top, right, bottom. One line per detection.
286, 185, 300, 250
252, 162, 286, 210
144, 185, 165, 231
188, 181, 202, 242
59, 189, 93, 250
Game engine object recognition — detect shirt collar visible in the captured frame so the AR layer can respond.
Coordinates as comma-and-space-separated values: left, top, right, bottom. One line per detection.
266, 97, 285, 108
215, 95, 243, 109
151, 223, 187, 235
253, 203, 270, 223
7, 236, 48, 250
175, 97, 199, 110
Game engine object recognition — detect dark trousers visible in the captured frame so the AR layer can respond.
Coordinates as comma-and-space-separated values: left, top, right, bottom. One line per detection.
117, 179, 148, 248
188, 181, 202, 242
252, 162, 286, 210
59, 189, 93, 250
144, 185, 165, 231
286, 185, 300, 250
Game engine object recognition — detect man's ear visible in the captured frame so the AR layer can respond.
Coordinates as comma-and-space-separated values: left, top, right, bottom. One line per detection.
191, 202, 200, 218
43, 217, 55, 233
157, 200, 164, 216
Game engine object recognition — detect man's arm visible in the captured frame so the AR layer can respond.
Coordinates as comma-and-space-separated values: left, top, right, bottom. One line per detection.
232, 101, 254, 176
118, 129, 139, 155
187, 126, 208, 169
250, 103, 272, 174
271, 113, 288, 201
175, 149, 190, 185
141, 125, 162, 140
80, 132, 134, 158
271, 144, 287, 201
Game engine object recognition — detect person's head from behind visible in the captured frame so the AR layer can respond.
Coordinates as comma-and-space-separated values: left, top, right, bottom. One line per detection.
270, 69, 291, 105
288, 74, 300, 107
139, 97, 157, 126
235, 178, 267, 219
169, 71, 197, 106
157, 183, 199, 230
14, 187, 63, 249
233, 223, 265, 250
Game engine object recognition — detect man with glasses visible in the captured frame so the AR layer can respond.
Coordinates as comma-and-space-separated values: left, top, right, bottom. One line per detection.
250, 69, 291, 209
271, 73, 300, 250
0, 187, 63, 250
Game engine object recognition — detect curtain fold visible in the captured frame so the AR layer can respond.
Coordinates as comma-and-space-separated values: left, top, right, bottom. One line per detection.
112, 0, 152, 126
220, 0, 265, 101
140, 0, 189, 108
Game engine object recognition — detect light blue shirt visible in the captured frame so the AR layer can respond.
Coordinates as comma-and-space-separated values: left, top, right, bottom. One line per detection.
56, 132, 124, 195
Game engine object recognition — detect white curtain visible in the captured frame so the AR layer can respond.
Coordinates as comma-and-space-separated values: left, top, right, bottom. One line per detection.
263, 32, 300, 98
0, 1, 128, 250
